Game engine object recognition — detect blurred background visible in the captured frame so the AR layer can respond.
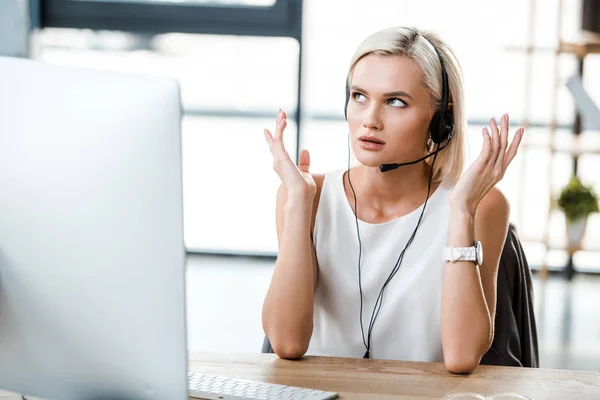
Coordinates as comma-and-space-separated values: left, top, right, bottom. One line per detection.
2, 0, 600, 372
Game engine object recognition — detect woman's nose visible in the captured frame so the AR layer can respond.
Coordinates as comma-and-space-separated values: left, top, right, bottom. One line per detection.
362, 105, 383, 130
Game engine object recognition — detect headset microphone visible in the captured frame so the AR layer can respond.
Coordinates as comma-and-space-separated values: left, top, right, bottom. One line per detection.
379, 132, 453, 173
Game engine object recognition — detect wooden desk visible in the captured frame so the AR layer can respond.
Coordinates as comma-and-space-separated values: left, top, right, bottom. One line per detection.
2, 351, 599, 399
188, 352, 600, 400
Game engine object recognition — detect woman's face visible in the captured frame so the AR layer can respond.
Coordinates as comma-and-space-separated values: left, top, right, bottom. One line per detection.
346, 54, 434, 168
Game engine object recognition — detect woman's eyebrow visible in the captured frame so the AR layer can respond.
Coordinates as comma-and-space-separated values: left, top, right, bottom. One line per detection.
350, 85, 413, 100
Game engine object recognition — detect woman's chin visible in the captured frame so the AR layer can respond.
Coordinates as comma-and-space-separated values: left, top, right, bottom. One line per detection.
354, 153, 388, 168
357, 160, 382, 168
354, 147, 425, 169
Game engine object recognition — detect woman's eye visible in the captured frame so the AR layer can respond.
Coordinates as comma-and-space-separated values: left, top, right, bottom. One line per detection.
352, 92, 366, 103
388, 98, 407, 108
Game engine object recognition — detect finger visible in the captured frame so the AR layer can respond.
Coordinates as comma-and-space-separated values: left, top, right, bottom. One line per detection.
487, 117, 501, 168
494, 113, 509, 171
274, 116, 287, 141
271, 109, 289, 156
280, 118, 287, 138
479, 127, 492, 163
298, 149, 311, 174
275, 128, 294, 162
264, 128, 274, 150
273, 138, 292, 164
274, 109, 287, 140
266, 126, 292, 164
503, 128, 524, 170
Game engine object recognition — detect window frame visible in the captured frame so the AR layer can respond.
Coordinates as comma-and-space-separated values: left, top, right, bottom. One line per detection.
40, 0, 302, 39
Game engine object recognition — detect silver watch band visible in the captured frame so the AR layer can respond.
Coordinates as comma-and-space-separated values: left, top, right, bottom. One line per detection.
443, 245, 478, 263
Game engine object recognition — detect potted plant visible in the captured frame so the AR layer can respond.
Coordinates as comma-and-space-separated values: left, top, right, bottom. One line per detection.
557, 175, 599, 247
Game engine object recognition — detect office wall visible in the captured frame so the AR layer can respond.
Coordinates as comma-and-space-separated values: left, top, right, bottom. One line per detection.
0, 0, 30, 57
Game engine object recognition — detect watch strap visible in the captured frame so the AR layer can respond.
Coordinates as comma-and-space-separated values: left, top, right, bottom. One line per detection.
443, 245, 477, 262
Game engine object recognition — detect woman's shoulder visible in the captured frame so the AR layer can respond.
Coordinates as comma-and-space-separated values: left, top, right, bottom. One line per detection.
309, 170, 342, 234
311, 173, 326, 219
312, 169, 348, 196
312, 173, 326, 189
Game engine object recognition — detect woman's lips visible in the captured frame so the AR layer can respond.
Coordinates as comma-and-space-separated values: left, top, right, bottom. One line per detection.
358, 135, 386, 151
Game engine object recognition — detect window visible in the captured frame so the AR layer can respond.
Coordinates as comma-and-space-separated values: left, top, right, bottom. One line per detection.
36, 0, 600, 268
34, 29, 298, 254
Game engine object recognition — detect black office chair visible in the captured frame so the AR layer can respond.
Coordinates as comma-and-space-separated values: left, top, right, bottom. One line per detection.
262, 334, 274, 354
480, 223, 539, 367
262, 223, 539, 368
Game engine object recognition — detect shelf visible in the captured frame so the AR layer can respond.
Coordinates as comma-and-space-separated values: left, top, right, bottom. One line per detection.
559, 32, 600, 57
503, 1, 600, 279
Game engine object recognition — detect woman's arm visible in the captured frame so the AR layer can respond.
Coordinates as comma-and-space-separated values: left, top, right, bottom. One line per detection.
261, 183, 320, 359
261, 109, 322, 360
442, 113, 524, 373
441, 188, 509, 374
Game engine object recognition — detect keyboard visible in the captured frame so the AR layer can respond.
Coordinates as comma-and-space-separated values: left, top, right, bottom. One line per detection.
188, 372, 339, 400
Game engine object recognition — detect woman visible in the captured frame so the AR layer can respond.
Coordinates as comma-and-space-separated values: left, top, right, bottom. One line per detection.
261, 26, 524, 374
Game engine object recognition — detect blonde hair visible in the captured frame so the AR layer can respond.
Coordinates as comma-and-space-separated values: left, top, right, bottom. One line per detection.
348, 26, 466, 186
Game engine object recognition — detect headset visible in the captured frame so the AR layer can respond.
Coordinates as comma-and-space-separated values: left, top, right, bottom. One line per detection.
344, 29, 454, 359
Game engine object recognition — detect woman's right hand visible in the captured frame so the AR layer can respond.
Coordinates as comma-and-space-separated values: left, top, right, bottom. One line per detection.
264, 109, 316, 201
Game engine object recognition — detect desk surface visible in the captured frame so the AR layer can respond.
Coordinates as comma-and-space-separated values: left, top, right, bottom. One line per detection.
1, 351, 599, 399
188, 352, 600, 400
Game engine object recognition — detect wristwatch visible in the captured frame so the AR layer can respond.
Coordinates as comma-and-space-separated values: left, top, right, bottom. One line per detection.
443, 241, 483, 265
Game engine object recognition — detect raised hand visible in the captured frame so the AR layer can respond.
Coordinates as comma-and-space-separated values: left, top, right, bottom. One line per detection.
264, 109, 317, 200
449, 113, 524, 215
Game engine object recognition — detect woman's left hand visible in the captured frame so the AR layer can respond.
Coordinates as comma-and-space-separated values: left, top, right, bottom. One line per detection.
449, 113, 524, 216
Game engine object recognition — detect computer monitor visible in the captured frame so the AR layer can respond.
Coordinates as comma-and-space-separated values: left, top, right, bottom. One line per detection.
0, 56, 188, 400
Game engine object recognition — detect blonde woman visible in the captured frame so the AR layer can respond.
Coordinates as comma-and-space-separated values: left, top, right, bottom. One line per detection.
262, 26, 524, 374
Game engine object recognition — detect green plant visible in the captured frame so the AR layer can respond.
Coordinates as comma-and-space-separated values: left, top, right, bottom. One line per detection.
557, 176, 599, 223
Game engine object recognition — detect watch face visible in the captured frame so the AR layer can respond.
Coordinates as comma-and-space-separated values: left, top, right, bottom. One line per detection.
476, 241, 483, 265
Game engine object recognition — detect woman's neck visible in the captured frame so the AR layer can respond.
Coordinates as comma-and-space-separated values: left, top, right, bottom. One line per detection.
350, 162, 438, 212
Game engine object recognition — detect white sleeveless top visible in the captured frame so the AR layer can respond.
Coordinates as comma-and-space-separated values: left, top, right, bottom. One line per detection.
306, 169, 453, 361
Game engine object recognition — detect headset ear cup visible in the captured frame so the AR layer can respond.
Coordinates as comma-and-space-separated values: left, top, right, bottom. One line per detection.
444, 111, 455, 138
429, 112, 443, 143
429, 111, 454, 143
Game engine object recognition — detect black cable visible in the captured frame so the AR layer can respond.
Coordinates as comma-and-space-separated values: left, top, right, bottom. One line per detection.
365, 146, 439, 356
347, 133, 368, 351
348, 141, 440, 359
